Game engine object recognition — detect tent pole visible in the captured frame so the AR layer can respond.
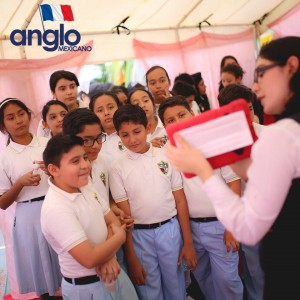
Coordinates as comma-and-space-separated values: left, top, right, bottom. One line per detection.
18, 0, 44, 59
175, 0, 203, 72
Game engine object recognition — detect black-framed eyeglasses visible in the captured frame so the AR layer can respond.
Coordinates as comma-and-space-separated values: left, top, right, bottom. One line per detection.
254, 63, 280, 83
83, 133, 106, 147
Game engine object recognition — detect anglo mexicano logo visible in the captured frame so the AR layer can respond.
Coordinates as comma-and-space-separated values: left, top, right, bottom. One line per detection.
10, 4, 92, 53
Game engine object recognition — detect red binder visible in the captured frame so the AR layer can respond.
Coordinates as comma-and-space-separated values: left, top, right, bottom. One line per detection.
166, 99, 258, 178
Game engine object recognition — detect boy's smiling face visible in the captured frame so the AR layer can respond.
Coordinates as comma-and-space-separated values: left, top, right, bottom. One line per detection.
118, 121, 150, 154
49, 145, 91, 193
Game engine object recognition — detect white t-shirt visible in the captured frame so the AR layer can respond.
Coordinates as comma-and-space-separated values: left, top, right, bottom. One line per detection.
41, 179, 109, 278
0, 135, 49, 201
109, 144, 182, 224
202, 118, 300, 245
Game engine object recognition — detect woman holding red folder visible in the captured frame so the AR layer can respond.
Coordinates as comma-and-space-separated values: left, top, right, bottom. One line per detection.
166, 36, 300, 300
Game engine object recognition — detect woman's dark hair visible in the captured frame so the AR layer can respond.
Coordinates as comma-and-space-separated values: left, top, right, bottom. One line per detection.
259, 36, 300, 118
113, 104, 148, 132
49, 70, 79, 92
63, 108, 101, 136
0, 98, 31, 133
42, 100, 68, 121
128, 88, 155, 105
89, 91, 121, 111
145, 65, 170, 85
43, 134, 84, 169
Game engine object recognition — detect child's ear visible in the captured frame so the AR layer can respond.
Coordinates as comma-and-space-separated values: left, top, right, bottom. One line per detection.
42, 120, 49, 129
47, 163, 60, 177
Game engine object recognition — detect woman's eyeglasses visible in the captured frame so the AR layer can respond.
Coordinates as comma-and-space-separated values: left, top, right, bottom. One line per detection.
254, 63, 280, 83
83, 133, 106, 147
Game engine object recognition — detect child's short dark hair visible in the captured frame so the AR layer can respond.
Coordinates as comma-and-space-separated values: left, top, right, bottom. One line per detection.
49, 70, 79, 92
221, 64, 244, 79
172, 81, 197, 98
113, 104, 147, 132
218, 84, 255, 106
158, 95, 192, 125
43, 134, 84, 169
89, 91, 121, 111
174, 73, 195, 86
42, 100, 68, 121
63, 108, 101, 136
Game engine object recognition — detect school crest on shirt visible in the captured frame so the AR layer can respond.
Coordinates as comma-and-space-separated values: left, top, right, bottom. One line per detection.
118, 141, 126, 151
158, 160, 169, 175
162, 134, 168, 145
99, 172, 106, 186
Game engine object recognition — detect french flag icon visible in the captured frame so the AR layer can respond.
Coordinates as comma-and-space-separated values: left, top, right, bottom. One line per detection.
40, 4, 74, 21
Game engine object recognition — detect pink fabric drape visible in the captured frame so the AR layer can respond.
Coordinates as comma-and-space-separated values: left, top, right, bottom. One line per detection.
268, 3, 300, 38
133, 29, 257, 108
0, 41, 92, 299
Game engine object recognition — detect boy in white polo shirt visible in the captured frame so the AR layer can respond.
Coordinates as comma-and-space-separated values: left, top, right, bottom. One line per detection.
109, 104, 197, 300
62, 108, 133, 273
158, 96, 244, 300
41, 134, 138, 300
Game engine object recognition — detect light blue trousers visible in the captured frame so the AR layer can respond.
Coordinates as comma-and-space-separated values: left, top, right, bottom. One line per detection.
190, 220, 243, 300
132, 217, 186, 300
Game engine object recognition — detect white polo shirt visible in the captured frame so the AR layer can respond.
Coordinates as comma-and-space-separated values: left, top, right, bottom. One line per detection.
100, 132, 127, 165
0, 135, 49, 201
41, 179, 109, 278
182, 166, 239, 218
147, 118, 167, 143
90, 155, 110, 205
109, 144, 182, 224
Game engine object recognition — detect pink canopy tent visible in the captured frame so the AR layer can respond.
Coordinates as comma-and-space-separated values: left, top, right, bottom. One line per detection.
0, 2, 299, 299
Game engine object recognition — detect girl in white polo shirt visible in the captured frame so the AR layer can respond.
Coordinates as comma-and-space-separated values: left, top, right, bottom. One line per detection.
0, 98, 62, 299
89, 91, 127, 165
41, 100, 68, 137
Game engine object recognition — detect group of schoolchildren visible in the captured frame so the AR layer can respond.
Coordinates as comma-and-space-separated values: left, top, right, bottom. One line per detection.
0, 63, 263, 300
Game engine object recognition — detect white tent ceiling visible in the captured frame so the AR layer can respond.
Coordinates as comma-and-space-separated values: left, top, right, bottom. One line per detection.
0, 0, 299, 64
